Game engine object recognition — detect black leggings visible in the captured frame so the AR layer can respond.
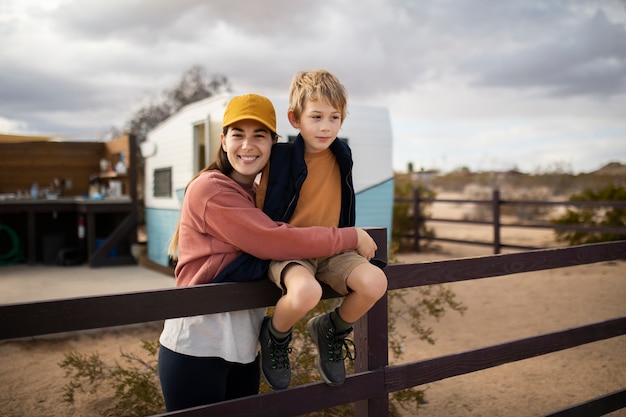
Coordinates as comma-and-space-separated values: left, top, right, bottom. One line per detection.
158, 345, 260, 411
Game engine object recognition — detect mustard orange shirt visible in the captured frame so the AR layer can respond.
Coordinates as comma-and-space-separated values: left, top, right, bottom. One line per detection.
289, 148, 341, 227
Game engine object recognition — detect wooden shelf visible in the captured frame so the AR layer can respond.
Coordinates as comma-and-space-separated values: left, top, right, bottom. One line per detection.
98, 172, 128, 179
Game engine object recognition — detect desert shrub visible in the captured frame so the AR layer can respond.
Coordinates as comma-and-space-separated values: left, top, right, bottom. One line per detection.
551, 184, 626, 245
499, 186, 553, 222
393, 181, 436, 251
460, 183, 553, 223
460, 184, 493, 221
59, 340, 164, 416
385, 283, 466, 416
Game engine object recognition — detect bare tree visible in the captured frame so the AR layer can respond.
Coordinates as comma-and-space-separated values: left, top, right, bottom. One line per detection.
125, 65, 231, 142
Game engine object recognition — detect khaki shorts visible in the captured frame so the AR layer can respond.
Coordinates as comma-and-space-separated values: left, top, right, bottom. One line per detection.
268, 250, 368, 296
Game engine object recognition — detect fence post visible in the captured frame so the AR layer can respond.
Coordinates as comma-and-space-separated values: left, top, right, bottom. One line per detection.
413, 187, 421, 253
493, 189, 501, 254
354, 228, 389, 417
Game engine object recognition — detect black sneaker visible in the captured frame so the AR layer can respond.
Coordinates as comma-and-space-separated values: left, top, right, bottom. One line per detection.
306, 313, 356, 386
259, 316, 292, 390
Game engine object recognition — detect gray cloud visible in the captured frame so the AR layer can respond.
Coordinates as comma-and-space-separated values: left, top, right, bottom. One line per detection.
0, 0, 624, 172
50, 0, 316, 43
467, 7, 626, 96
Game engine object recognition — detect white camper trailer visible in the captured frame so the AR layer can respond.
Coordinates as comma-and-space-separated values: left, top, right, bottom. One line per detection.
142, 93, 394, 267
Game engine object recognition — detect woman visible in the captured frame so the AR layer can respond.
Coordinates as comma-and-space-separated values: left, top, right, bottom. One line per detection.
157, 93, 377, 411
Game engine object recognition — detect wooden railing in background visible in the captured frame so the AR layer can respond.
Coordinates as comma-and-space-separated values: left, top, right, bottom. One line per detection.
401, 188, 626, 253
1, 230, 625, 416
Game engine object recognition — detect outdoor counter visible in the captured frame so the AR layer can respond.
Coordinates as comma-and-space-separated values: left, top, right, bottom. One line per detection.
0, 197, 137, 267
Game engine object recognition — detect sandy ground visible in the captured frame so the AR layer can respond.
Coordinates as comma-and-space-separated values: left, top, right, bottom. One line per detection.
0, 264, 174, 417
393, 247, 626, 417
0, 226, 625, 416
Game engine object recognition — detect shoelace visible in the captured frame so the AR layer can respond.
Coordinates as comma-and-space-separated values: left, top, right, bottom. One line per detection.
269, 339, 292, 370
325, 329, 356, 362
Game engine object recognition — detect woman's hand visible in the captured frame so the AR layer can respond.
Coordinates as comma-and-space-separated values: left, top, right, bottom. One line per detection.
355, 228, 377, 260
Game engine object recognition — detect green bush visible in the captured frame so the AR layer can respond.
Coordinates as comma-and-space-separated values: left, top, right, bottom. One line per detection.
393, 181, 436, 251
552, 184, 626, 245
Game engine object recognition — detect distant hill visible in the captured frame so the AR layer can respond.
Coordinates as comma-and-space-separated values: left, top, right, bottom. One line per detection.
590, 162, 626, 176
395, 162, 626, 197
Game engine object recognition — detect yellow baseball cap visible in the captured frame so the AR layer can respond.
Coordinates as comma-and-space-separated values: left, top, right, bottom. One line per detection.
222, 94, 276, 132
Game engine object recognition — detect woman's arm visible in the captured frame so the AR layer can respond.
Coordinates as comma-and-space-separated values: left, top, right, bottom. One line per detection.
188, 174, 360, 260
206, 189, 359, 260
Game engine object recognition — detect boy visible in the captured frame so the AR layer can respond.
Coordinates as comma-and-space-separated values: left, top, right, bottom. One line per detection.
256, 70, 388, 389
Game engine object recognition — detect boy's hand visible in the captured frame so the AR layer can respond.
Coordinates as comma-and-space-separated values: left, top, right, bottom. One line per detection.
355, 228, 377, 260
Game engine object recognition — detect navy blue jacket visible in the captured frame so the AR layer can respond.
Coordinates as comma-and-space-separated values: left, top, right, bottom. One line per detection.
261, 134, 356, 227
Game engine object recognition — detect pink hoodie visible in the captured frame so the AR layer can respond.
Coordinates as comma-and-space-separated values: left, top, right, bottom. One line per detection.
175, 170, 357, 287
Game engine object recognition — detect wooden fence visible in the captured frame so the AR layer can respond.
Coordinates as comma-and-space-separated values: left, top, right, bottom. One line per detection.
403, 189, 626, 253
1, 229, 625, 416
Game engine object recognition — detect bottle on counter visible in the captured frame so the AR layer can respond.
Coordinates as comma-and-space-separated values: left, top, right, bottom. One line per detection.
100, 158, 110, 173
115, 152, 127, 174
30, 183, 39, 199
88, 175, 102, 199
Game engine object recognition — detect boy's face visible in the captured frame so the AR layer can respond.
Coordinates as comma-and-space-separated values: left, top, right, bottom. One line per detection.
288, 98, 342, 154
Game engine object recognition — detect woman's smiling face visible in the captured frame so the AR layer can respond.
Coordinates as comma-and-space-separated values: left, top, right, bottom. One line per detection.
221, 119, 274, 184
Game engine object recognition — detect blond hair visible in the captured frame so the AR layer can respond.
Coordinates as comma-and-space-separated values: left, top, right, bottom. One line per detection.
288, 70, 348, 122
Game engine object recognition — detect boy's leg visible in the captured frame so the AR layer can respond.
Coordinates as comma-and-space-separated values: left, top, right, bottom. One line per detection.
260, 262, 321, 390
306, 311, 355, 386
338, 262, 388, 323
259, 316, 292, 390
273, 263, 323, 331
308, 255, 388, 386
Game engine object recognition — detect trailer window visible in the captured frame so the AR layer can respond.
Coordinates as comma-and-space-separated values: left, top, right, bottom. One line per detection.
154, 167, 172, 197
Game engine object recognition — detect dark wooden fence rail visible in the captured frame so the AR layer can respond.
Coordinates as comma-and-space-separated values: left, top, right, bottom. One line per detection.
403, 189, 626, 253
1, 230, 625, 417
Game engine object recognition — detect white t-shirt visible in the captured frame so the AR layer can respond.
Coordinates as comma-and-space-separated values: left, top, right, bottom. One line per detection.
159, 308, 266, 364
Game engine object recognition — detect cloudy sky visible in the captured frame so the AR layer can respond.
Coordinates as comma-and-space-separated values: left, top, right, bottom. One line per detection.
1, 0, 625, 174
